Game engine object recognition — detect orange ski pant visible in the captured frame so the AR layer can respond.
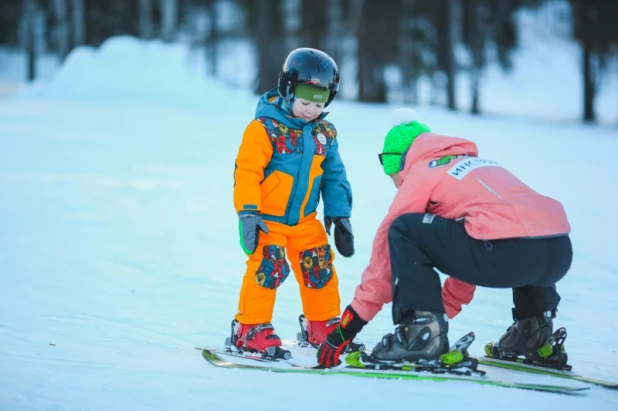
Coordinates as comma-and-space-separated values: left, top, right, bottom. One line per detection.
235, 217, 341, 325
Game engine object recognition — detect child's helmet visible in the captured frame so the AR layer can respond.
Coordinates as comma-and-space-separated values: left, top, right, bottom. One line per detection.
277, 48, 340, 107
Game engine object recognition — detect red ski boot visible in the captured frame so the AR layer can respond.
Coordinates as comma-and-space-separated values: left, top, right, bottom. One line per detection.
229, 320, 290, 359
305, 316, 340, 346
298, 315, 366, 351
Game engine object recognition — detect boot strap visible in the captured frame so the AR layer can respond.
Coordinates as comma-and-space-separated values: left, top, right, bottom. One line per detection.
246, 323, 275, 341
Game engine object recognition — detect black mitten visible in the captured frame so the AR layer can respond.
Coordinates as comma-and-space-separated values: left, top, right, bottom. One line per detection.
325, 217, 354, 257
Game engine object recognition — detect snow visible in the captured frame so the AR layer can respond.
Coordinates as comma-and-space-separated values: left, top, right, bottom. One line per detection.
1, 34, 618, 411
390, 107, 421, 126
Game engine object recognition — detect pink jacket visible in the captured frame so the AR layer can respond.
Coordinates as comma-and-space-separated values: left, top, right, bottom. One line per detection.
351, 133, 570, 321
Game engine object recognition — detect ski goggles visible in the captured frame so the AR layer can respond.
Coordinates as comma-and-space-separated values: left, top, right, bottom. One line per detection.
378, 152, 401, 165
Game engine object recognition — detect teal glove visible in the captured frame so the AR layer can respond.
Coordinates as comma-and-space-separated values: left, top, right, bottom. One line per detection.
238, 211, 269, 255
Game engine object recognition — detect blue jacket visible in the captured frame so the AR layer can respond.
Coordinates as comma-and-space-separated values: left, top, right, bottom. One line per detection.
233, 89, 352, 226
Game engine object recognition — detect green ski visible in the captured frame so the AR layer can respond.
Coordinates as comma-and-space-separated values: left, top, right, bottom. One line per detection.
477, 355, 618, 390
200, 348, 589, 395
482, 328, 617, 390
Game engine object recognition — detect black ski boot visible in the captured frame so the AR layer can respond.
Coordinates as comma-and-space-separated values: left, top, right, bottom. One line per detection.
371, 310, 449, 363
493, 313, 553, 359
487, 311, 569, 368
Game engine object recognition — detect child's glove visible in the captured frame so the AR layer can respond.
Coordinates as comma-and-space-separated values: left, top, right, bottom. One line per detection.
238, 211, 269, 255
316, 305, 367, 368
325, 217, 354, 257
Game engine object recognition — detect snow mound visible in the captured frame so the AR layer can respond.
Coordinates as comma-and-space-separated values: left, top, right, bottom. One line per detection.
19, 36, 242, 105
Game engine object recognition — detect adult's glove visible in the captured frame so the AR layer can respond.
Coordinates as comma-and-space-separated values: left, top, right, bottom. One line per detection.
238, 211, 269, 255
324, 217, 354, 257
316, 305, 367, 368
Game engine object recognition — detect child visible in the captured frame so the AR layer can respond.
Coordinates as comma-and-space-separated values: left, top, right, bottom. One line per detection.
231, 48, 354, 356
316, 108, 572, 368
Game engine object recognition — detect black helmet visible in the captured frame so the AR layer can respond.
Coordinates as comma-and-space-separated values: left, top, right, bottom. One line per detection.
277, 48, 340, 107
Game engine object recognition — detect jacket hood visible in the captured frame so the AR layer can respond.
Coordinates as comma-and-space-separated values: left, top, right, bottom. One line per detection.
401, 133, 479, 175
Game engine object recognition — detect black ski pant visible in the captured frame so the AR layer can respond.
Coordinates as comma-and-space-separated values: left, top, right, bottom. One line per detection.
388, 213, 573, 324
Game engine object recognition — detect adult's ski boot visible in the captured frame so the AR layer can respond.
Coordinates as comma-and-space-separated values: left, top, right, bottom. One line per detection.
485, 312, 571, 370
346, 330, 481, 376
370, 310, 450, 364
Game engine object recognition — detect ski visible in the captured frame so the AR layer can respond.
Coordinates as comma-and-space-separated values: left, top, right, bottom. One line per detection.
199, 348, 589, 395
195, 344, 294, 363
345, 332, 483, 377
481, 327, 617, 390
476, 356, 618, 390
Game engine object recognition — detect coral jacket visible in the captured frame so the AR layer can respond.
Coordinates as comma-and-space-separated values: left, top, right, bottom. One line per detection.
234, 90, 352, 226
351, 133, 571, 321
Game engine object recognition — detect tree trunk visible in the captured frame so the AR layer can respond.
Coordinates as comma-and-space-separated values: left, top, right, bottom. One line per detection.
72, 0, 85, 46
468, 0, 483, 115
160, 0, 178, 42
444, 0, 458, 110
470, 68, 480, 114
301, 0, 326, 49
25, 0, 37, 81
257, 0, 273, 94
53, 0, 70, 62
325, 0, 343, 66
205, 0, 218, 76
357, 0, 386, 103
582, 3, 595, 123
139, 0, 154, 40
282, 0, 301, 52
399, 0, 416, 105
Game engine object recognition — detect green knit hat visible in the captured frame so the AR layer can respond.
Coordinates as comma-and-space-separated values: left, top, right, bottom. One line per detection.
381, 108, 431, 175
295, 83, 330, 103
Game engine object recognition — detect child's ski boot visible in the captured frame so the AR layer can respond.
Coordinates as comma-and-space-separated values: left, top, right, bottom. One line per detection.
485, 312, 571, 370
297, 314, 365, 352
226, 319, 291, 360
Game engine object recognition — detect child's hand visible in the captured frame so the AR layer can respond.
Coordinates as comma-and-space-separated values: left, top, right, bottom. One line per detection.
238, 211, 269, 255
325, 217, 355, 257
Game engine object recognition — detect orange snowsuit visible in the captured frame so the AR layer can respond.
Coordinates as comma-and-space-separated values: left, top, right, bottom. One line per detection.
233, 90, 353, 324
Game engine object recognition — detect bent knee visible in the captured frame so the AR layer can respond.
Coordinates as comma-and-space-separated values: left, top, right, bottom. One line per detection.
388, 213, 428, 242
298, 244, 334, 289
255, 245, 290, 289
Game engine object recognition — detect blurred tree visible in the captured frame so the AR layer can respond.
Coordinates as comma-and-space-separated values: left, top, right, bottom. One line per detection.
356, 0, 401, 102
85, 1, 140, 46
24, 0, 38, 81
52, 0, 70, 61
325, 0, 343, 67
299, 0, 326, 50
241, 0, 285, 94
461, 0, 536, 114
398, 0, 442, 105
569, 0, 618, 123
434, 0, 459, 110
140, 0, 155, 39
0, 0, 22, 45
160, 0, 178, 42
72, 0, 85, 46
205, 0, 218, 76
282, 0, 301, 52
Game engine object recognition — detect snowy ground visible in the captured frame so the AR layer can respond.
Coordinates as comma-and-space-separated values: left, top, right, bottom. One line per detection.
1, 35, 618, 410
